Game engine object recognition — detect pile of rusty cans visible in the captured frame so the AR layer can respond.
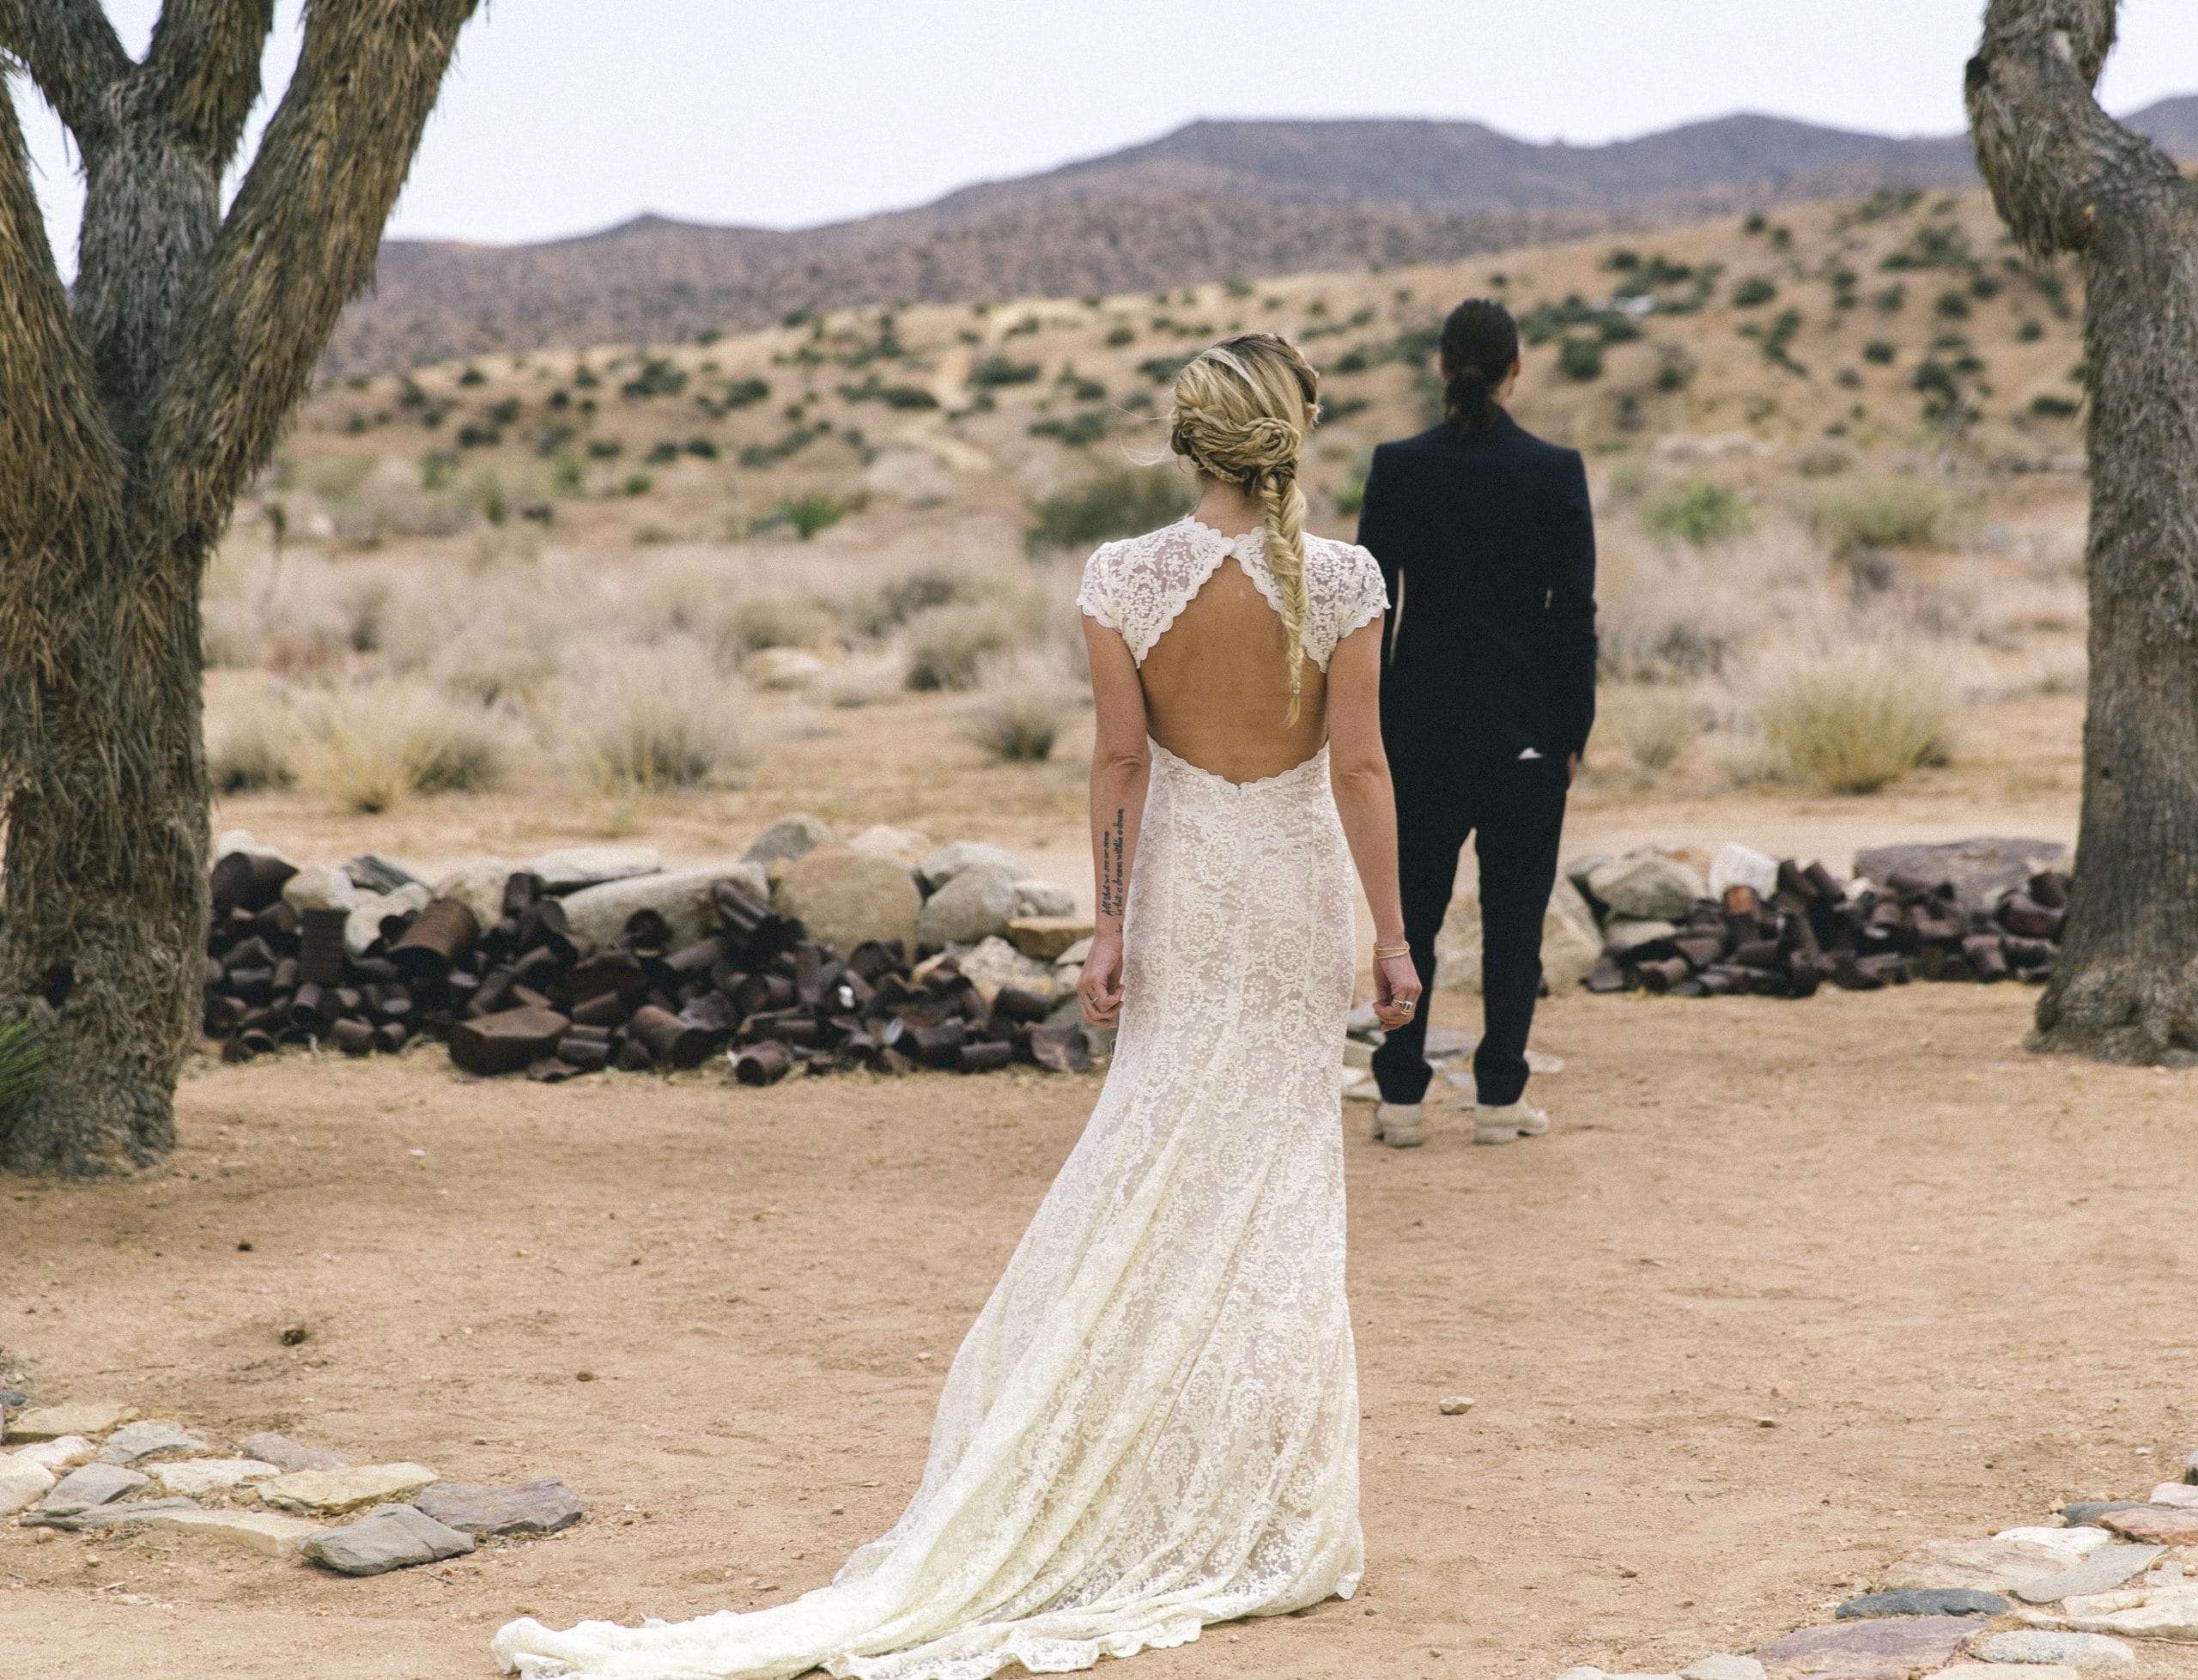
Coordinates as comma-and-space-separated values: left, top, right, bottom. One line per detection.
1585, 858, 2069, 998
203, 853, 1090, 1084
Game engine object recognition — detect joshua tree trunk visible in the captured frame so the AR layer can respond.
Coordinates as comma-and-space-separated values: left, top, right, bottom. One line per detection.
1967, 0, 2198, 1064
0, 0, 480, 1174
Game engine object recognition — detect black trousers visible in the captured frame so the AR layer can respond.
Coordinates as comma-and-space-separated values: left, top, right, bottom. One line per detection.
1372, 754, 1569, 1107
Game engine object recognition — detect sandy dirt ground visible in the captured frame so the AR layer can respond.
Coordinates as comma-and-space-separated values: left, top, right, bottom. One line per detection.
3, 981, 2195, 1680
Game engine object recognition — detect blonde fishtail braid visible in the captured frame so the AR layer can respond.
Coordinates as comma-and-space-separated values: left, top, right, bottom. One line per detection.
1255, 463, 1312, 724
1167, 334, 1322, 719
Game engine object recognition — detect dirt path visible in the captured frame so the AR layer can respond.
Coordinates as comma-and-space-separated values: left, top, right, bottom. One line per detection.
3, 986, 2195, 1680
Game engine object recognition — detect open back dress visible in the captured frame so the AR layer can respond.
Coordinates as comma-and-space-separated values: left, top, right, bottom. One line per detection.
494, 517, 1389, 1680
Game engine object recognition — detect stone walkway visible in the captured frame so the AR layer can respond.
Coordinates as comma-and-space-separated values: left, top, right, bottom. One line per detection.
1559, 1461, 2198, 1680
0, 1392, 582, 1579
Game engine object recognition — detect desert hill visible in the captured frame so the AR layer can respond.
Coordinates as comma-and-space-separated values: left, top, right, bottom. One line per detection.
328, 99, 2198, 374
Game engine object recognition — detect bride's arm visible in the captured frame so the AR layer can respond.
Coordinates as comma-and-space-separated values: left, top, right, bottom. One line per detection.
1327, 622, 1420, 1032
1078, 618, 1149, 1026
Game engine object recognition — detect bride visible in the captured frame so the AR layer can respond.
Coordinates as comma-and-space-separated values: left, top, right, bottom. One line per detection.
494, 333, 1422, 1679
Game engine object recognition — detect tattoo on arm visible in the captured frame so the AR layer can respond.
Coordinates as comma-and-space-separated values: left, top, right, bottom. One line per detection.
1099, 807, 1126, 919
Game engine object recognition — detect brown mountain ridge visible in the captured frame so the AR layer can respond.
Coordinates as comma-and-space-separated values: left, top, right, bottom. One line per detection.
329, 99, 2198, 374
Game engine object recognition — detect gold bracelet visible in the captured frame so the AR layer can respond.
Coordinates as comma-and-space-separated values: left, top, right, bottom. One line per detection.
1373, 943, 1412, 959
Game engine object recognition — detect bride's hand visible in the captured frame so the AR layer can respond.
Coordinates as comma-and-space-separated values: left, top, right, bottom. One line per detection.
1371, 951, 1421, 1033
1078, 933, 1125, 1026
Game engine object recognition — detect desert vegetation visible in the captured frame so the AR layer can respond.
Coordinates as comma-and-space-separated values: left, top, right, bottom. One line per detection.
180, 184, 2094, 852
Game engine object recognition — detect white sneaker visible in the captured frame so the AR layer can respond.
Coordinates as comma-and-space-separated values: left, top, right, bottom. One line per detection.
1473, 1098, 1549, 1144
1373, 1102, 1424, 1149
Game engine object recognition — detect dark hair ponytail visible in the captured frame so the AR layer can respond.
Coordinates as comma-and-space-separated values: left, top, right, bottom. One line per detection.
1440, 298, 1521, 438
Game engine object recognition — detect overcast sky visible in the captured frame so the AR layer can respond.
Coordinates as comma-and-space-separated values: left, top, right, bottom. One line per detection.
15, 0, 2198, 268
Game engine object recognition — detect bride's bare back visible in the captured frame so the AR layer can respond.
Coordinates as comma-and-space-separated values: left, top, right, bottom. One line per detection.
1141, 555, 1329, 784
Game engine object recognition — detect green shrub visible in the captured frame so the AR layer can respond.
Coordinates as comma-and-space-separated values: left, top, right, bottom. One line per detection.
1029, 412, 1108, 446
1642, 480, 1751, 547
2018, 318, 2046, 342
1935, 289, 1972, 319
0, 1019, 46, 1125
1556, 337, 1605, 381
1756, 653, 1952, 794
645, 440, 681, 464
1106, 323, 1135, 347
1862, 340, 1898, 364
1024, 466, 1194, 553
1137, 354, 1192, 385
780, 492, 847, 540
968, 355, 1041, 389
2030, 393, 2080, 419
1805, 475, 1945, 554
1732, 277, 1778, 308
621, 358, 689, 399
839, 376, 938, 409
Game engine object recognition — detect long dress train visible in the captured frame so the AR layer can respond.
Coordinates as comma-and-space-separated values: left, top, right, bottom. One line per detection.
495, 520, 1381, 1680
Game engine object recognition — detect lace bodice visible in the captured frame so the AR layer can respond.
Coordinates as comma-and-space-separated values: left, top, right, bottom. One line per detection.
1078, 518, 1387, 668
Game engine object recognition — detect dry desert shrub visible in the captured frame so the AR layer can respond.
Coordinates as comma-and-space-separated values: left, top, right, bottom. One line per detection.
1596, 687, 1705, 783
1751, 646, 1952, 794
564, 640, 753, 792
291, 682, 515, 812
1803, 474, 1947, 555
902, 586, 1057, 691
207, 703, 297, 795
201, 596, 263, 670
963, 648, 1079, 763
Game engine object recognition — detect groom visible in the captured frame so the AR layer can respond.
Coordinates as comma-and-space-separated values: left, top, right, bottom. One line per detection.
1354, 297, 1597, 1148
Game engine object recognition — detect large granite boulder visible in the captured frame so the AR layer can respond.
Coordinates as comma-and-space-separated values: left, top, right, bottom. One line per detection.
430, 857, 518, 928
917, 841, 1030, 895
524, 846, 663, 895
1434, 874, 1602, 995
1585, 851, 1708, 920
562, 863, 767, 949
772, 846, 920, 954
743, 814, 837, 867
917, 862, 1018, 952
1852, 836, 2070, 910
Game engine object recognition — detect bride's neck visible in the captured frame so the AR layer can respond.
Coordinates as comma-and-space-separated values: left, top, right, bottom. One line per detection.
1192, 477, 1263, 537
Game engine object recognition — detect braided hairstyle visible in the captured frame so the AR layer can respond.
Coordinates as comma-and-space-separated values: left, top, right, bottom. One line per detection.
1168, 333, 1321, 722
1439, 297, 1521, 437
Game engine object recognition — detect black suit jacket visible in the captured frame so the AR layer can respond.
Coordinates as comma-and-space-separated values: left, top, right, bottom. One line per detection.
1355, 412, 1598, 767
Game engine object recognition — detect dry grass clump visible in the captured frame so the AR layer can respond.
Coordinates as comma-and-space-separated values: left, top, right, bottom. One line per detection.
1597, 688, 1705, 782
292, 683, 514, 812
208, 706, 298, 795
1594, 525, 1806, 682
1804, 474, 1947, 555
565, 641, 753, 791
723, 593, 838, 658
963, 649, 1078, 762
1752, 647, 1952, 794
904, 595, 1052, 691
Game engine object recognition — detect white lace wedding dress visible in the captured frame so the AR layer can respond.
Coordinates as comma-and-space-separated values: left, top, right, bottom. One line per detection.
495, 519, 1389, 1680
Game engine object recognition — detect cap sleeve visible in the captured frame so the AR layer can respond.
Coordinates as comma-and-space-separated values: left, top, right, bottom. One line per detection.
1333, 542, 1388, 647
1076, 544, 1120, 634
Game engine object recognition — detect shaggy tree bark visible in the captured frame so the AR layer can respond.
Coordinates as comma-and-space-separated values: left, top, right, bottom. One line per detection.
0, 0, 480, 1175
1968, 0, 2198, 1063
